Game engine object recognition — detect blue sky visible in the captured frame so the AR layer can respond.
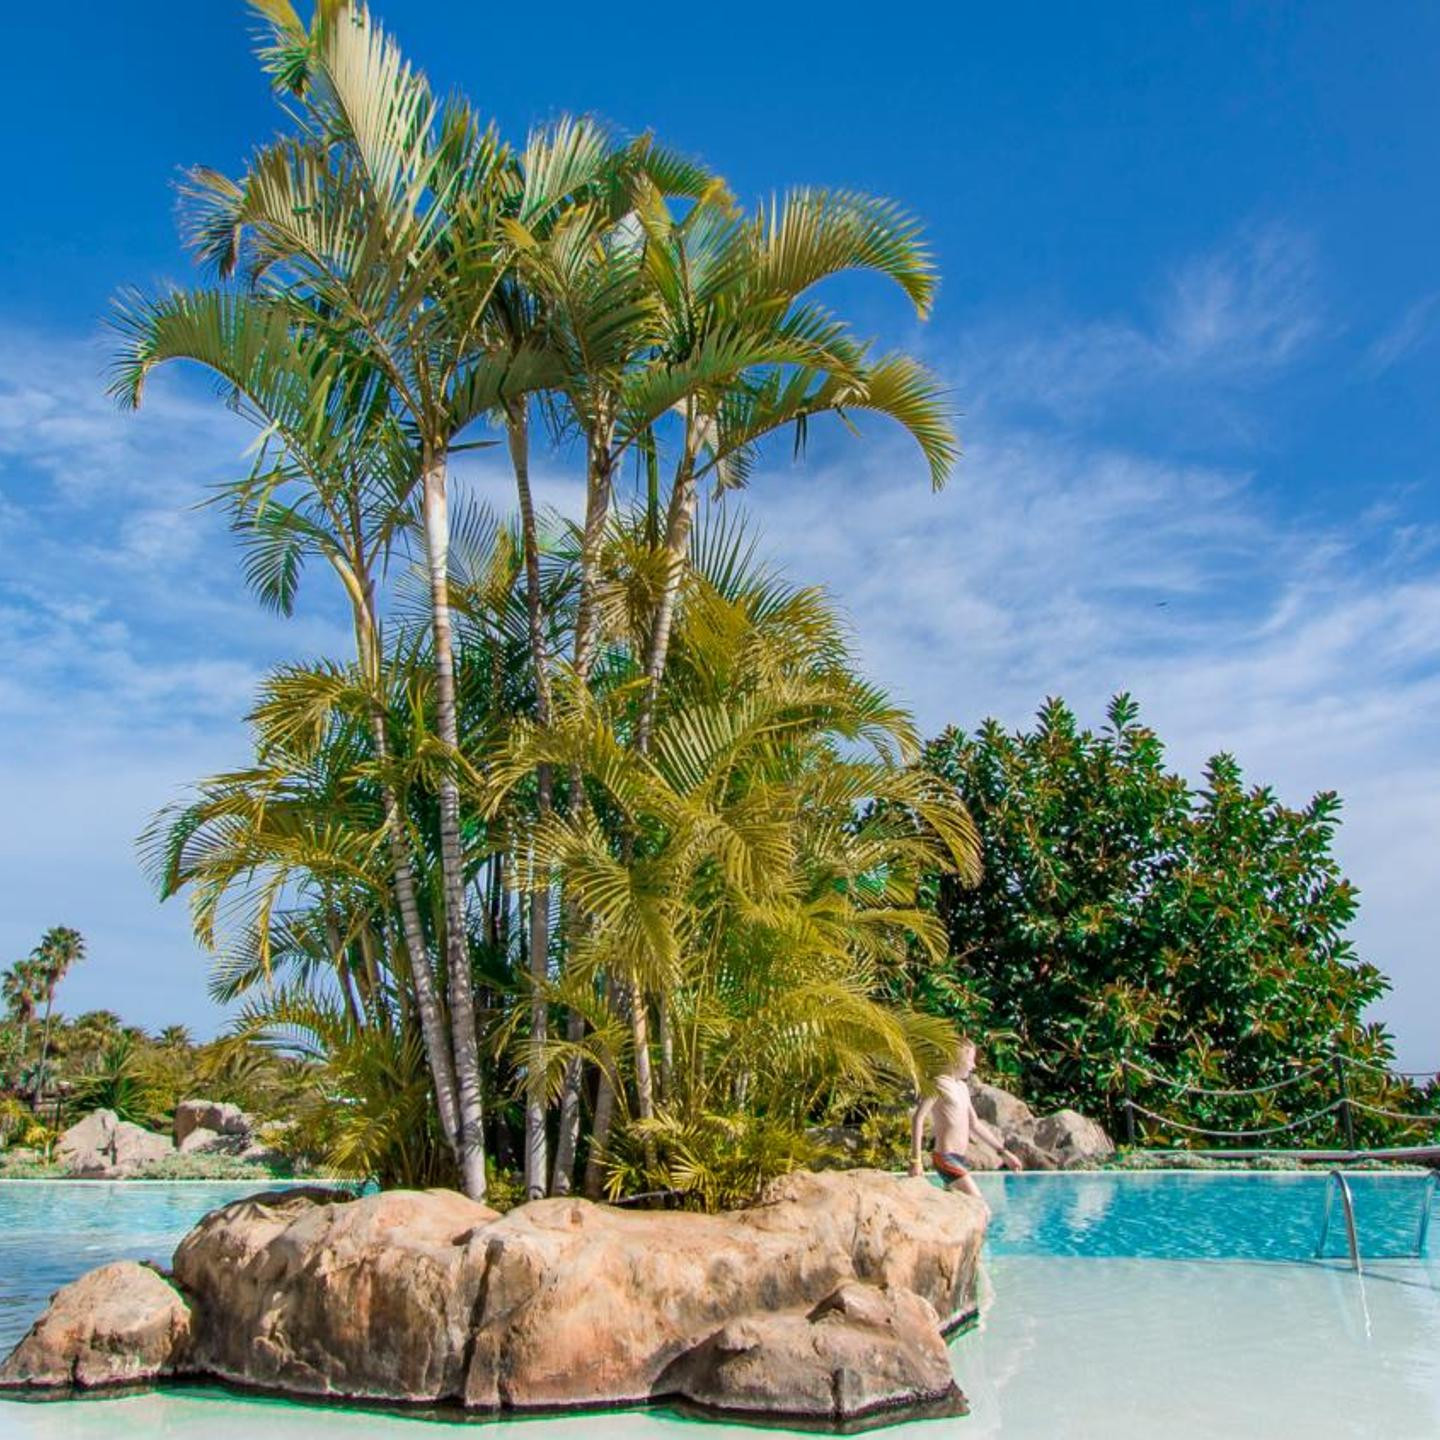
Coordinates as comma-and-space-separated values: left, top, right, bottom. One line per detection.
2, 3, 1439, 1067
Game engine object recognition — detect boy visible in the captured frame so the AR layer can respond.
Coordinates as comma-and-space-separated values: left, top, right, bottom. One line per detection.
909, 1038, 1021, 1208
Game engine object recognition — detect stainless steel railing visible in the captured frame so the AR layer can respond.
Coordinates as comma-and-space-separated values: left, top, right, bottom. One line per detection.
1314, 1170, 1363, 1273
1416, 1170, 1438, 1258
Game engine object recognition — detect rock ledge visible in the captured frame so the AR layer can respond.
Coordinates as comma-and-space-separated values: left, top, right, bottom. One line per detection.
0, 1170, 984, 1428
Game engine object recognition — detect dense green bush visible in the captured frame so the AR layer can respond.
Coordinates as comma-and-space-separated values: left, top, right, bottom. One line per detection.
914, 695, 1431, 1145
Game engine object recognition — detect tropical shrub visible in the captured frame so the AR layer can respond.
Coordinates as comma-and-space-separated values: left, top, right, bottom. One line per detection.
111, 0, 959, 1202
916, 695, 1427, 1145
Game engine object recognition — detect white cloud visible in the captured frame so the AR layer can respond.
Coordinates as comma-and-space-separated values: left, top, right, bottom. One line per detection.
741, 425, 1440, 1070
1364, 292, 1440, 376
953, 223, 1323, 427
2, 223, 1436, 1074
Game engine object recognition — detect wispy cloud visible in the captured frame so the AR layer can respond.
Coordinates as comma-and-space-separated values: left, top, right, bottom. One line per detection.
2, 222, 1436, 1068
953, 223, 1323, 431
1364, 291, 1440, 376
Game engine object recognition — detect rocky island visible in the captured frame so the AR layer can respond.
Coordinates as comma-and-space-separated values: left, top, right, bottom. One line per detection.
0, 1169, 986, 1429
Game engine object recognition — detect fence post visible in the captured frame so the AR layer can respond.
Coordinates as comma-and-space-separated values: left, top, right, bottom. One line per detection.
1121, 1060, 1137, 1147
1332, 1050, 1355, 1151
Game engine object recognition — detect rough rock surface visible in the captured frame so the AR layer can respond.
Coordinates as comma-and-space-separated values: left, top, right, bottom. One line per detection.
1004, 1133, 1059, 1171
177, 1125, 252, 1157
0, 1170, 985, 1424
0, 1262, 191, 1390
1033, 1108, 1115, 1167
969, 1080, 1037, 1137
174, 1099, 251, 1146
663, 1281, 963, 1423
459, 1169, 981, 1412
174, 1186, 496, 1403
960, 1080, 1112, 1171
56, 1110, 175, 1178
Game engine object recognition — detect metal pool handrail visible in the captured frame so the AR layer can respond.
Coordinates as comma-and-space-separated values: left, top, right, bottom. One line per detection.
1416, 1170, 1438, 1258
1315, 1170, 1363, 1274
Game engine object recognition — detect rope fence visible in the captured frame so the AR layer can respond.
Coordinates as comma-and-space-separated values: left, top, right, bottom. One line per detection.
1118, 1051, 1440, 1150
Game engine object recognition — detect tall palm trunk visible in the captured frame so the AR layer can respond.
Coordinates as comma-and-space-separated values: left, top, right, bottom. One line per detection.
510, 411, 554, 1201
422, 450, 488, 1201
621, 430, 702, 1135
354, 587, 462, 1154
636, 439, 699, 753
568, 422, 638, 1196
33, 990, 57, 1105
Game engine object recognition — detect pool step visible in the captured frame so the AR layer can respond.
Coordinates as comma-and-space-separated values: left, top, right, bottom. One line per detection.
1313, 1168, 1438, 1271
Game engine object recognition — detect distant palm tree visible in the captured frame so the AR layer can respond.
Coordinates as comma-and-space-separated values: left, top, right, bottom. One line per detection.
2, 960, 44, 1047
31, 927, 85, 1103
158, 1025, 194, 1050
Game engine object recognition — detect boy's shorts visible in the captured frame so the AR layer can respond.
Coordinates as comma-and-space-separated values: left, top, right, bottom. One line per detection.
932, 1150, 970, 1180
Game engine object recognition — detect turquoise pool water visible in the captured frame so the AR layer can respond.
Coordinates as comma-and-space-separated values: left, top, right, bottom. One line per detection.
2, 1173, 1438, 1438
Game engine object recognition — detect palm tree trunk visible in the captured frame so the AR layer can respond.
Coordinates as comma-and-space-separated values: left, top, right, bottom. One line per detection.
636, 436, 699, 753
355, 573, 463, 1154
557, 424, 618, 1194
549, 1006, 586, 1194
630, 981, 656, 1123
511, 412, 554, 1201
33, 993, 56, 1105
583, 1049, 618, 1199
573, 424, 616, 683
422, 450, 488, 1201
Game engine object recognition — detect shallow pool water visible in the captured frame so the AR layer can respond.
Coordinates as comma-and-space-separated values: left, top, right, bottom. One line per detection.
2, 1173, 1437, 1439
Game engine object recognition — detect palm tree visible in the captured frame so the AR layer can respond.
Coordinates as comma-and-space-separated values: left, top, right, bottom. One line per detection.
31, 927, 85, 1104
484, 544, 980, 1196
2, 960, 44, 1048
111, 291, 467, 1165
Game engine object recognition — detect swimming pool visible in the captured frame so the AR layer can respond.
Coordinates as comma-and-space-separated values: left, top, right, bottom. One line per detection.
2, 1173, 1437, 1438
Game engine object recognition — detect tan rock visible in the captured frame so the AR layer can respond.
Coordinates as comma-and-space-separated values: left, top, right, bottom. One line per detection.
969, 1079, 1037, 1138
173, 1187, 496, 1402
56, 1110, 174, 1178
1033, 1108, 1114, 1166
954, 1134, 1005, 1171
0, 1262, 191, 1390
665, 1281, 964, 1423
462, 1168, 982, 1410
1005, 1133, 1059, 1171
111, 1121, 174, 1172
174, 1099, 250, 1145
13, 1170, 985, 1424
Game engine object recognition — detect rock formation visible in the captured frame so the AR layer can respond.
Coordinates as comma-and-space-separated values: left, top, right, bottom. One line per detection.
962, 1079, 1114, 1170
1, 1169, 985, 1428
56, 1109, 175, 1179
0, 1262, 191, 1389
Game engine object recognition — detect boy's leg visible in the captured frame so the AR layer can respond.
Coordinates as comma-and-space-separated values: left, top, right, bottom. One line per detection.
933, 1152, 990, 1216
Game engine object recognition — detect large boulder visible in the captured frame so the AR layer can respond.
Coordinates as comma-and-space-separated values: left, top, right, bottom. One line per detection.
56, 1110, 174, 1178
111, 1121, 175, 1172
460, 1169, 982, 1411
663, 1281, 964, 1424
969, 1079, 1037, 1139
0, 1262, 191, 1390
174, 1187, 496, 1402
177, 1126, 250, 1157
152, 1169, 984, 1421
56, 1109, 119, 1175
174, 1099, 251, 1146
1033, 1108, 1114, 1167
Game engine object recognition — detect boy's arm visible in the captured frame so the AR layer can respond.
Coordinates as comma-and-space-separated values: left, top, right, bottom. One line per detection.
909, 1097, 933, 1176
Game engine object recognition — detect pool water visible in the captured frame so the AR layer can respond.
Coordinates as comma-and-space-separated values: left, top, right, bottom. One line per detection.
2, 1173, 1437, 1439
